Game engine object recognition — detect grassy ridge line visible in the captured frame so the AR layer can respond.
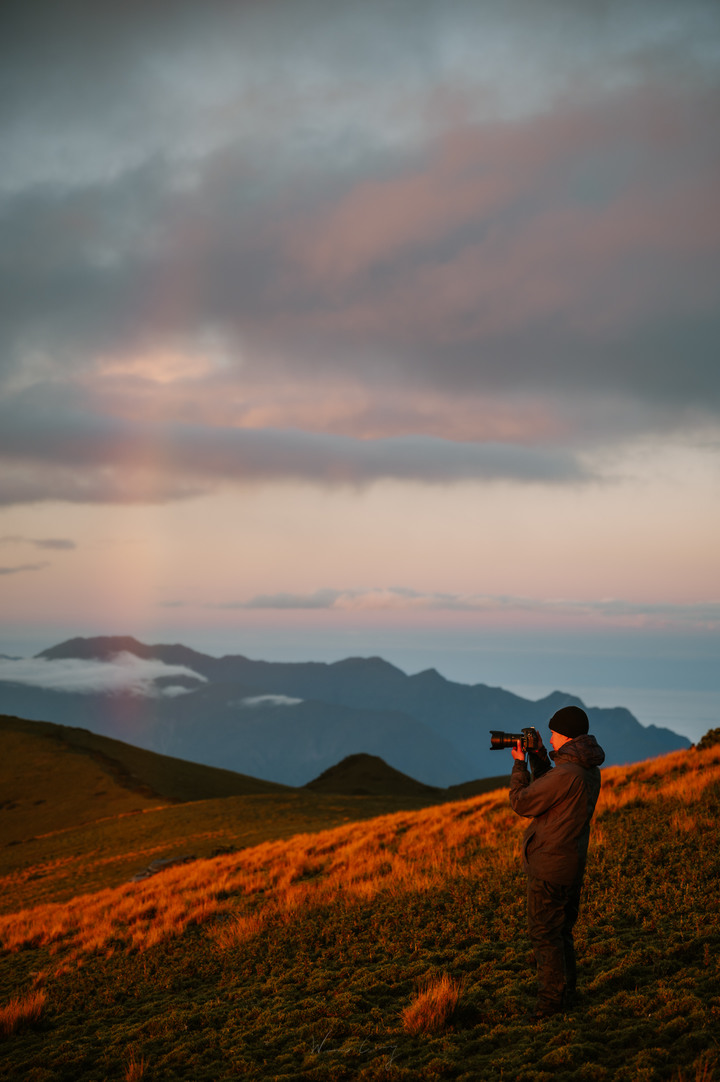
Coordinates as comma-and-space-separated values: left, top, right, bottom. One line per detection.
0, 724, 167, 841
0, 746, 719, 1079
0, 713, 291, 805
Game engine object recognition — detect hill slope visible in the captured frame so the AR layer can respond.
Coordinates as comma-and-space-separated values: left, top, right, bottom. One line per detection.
0, 714, 507, 912
0, 714, 289, 810
0, 719, 167, 846
0, 742, 717, 1080
305, 753, 442, 796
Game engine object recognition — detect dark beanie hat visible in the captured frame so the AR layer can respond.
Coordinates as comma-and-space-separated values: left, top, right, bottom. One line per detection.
549, 705, 589, 739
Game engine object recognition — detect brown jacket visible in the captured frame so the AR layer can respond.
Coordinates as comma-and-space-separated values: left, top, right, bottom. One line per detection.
510, 735, 605, 885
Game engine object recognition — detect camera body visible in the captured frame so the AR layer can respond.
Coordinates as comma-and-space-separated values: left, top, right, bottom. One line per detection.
489, 725, 542, 753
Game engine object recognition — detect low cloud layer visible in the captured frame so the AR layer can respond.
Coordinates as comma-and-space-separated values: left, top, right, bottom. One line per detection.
237, 695, 303, 708
223, 587, 720, 630
0, 653, 207, 696
0, 1, 718, 505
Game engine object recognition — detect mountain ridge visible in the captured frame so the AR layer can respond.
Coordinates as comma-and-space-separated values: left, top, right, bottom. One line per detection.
2, 634, 691, 786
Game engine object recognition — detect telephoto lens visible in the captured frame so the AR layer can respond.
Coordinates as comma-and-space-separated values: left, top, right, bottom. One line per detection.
489, 726, 541, 752
489, 730, 524, 750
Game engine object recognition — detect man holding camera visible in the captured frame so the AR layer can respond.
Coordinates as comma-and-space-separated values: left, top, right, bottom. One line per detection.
509, 705, 605, 1020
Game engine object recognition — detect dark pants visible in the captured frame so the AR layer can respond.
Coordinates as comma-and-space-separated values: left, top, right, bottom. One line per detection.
527, 876, 582, 1008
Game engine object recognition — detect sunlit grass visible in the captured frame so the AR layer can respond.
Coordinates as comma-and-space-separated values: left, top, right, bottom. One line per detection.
2, 745, 718, 975
0, 788, 521, 965
0, 989, 46, 1038
401, 973, 463, 1035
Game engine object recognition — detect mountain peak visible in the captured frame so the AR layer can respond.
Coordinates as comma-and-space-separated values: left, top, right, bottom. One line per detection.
334, 656, 404, 674
535, 690, 586, 711
37, 636, 151, 661
411, 667, 448, 686
304, 753, 439, 796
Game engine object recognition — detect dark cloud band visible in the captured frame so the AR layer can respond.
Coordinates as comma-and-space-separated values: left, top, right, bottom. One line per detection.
0, 387, 590, 505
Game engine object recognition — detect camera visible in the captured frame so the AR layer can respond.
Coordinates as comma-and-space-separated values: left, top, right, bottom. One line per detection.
489, 726, 542, 752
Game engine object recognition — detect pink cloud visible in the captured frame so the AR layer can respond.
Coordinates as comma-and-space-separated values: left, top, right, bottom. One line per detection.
285, 131, 528, 282
279, 88, 720, 342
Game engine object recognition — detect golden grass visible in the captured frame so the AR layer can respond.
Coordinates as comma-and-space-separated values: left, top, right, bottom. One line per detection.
123, 1049, 147, 1081
0, 989, 47, 1038
401, 973, 464, 1035
0, 726, 166, 846
1, 744, 717, 982
672, 1051, 719, 1082
0, 790, 517, 966
595, 744, 720, 814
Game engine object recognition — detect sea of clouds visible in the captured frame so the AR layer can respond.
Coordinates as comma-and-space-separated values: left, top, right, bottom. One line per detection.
0, 653, 207, 697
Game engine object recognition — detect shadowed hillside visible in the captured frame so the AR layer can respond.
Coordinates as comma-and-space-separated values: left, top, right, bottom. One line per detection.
305, 752, 442, 796
306, 752, 510, 800
0, 713, 290, 809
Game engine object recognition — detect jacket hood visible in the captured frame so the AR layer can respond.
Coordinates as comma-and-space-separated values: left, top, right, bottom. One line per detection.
552, 733, 606, 769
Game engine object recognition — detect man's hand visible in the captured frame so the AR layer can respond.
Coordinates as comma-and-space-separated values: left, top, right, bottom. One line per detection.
511, 739, 526, 761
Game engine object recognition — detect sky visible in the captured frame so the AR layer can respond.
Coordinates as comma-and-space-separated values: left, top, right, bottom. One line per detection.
0, 0, 718, 740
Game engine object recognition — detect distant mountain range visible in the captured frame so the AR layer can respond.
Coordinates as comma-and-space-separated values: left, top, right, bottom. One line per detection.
0, 635, 691, 786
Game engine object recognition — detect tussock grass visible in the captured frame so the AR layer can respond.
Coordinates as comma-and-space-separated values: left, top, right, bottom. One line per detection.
0, 743, 719, 1080
123, 1049, 146, 1081
401, 973, 463, 1034
0, 989, 46, 1038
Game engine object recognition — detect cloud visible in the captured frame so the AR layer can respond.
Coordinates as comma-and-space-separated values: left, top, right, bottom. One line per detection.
227, 586, 720, 629
3, 86, 719, 411
0, 562, 50, 576
0, 384, 593, 505
275, 89, 720, 405
0, 1, 718, 507
3, 2, 717, 196
0, 535, 76, 550
0, 652, 207, 696
161, 684, 198, 698
236, 695, 303, 708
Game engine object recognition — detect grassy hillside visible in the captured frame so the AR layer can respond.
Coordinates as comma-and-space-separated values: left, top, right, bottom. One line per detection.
0, 722, 167, 841
0, 739, 718, 1080
0, 715, 507, 913
0, 713, 291, 809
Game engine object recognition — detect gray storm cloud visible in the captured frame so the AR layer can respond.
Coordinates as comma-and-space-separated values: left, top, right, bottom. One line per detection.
1, 0, 719, 505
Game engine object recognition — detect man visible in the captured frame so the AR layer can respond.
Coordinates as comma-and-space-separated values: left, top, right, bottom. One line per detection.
509, 704, 605, 1020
